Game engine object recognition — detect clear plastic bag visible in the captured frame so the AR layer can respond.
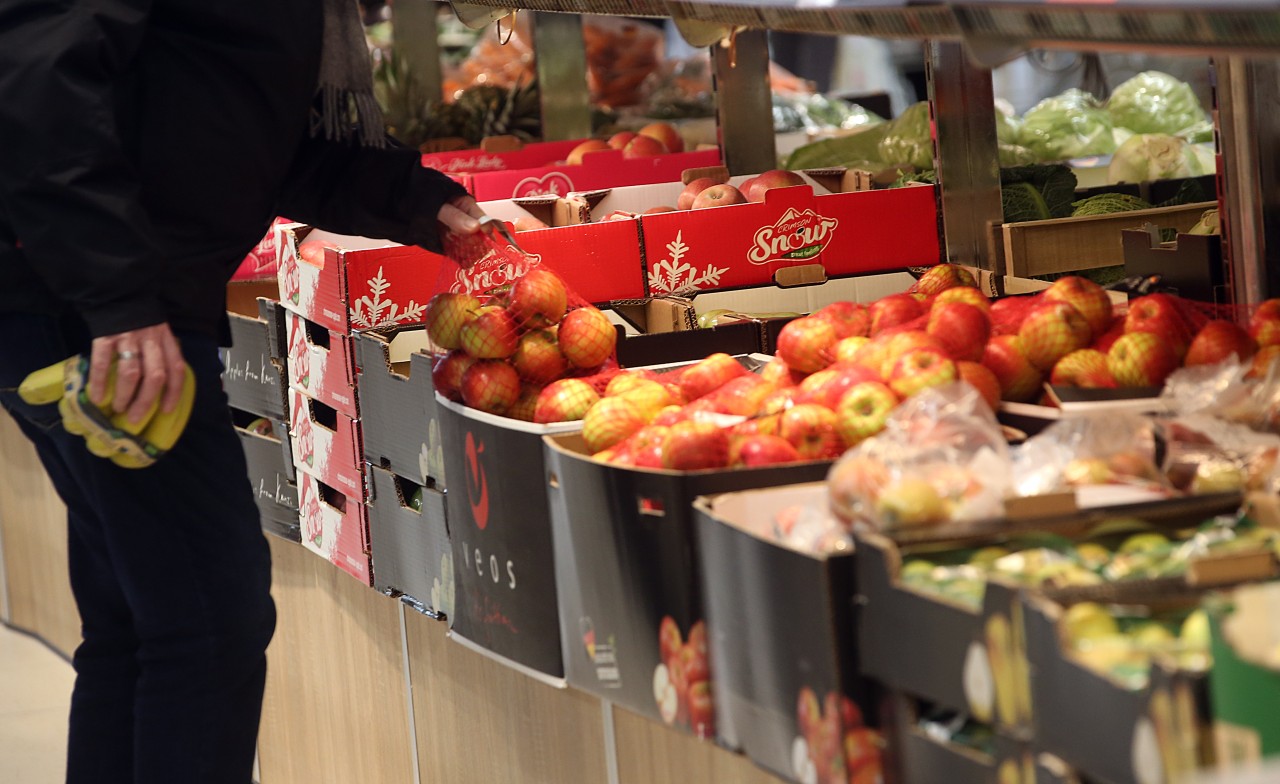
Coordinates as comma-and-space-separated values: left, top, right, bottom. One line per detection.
1010, 413, 1169, 498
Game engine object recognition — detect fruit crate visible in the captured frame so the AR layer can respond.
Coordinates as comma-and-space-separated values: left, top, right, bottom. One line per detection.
354, 327, 444, 488
998, 201, 1213, 279
284, 308, 360, 420
288, 388, 365, 501
366, 465, 450, 618
296, 470, 371, 585
694, 483, 887, 784
455, 147, 720, 201
435, 394, 581, 682
543, 433, 832, 737
419, 136, 583, 175
854, 493, 1247, 735
232, 413, 298, 542
223, 285, 287, 421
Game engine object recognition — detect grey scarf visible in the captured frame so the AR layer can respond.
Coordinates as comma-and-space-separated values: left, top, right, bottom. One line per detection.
313, 0, 386, 147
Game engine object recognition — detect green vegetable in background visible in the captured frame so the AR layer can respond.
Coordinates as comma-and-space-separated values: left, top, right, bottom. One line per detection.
783, 122, 889, 170
877, 101, 934, 170
1177, 120, 1215, 145
1187, 209, 1220, 236
1000, 164, 1079, 223
1108, 133, 1207, 183
1019, 88, 1117, 162
1070, 193, 1153, 217
1107, 71, 1208, 136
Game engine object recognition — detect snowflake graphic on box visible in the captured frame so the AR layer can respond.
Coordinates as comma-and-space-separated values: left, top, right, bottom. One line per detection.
349, 267, 427, 329
648, 231, 728, 296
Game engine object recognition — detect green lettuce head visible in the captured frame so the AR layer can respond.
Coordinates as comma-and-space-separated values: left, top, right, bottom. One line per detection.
1108, 133, 1208, 183
877, 101, 934, 171
1019, 88, 1117, 162
1107, 71, 1207, 135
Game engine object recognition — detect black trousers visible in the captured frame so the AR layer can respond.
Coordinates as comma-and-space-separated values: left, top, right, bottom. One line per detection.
0, 312, 275, 784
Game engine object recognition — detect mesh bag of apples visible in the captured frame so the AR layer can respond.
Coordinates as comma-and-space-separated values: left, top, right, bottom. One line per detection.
426, 228, 620, 421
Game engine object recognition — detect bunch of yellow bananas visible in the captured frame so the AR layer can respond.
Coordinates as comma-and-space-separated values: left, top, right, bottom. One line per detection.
18, 355, 195, 468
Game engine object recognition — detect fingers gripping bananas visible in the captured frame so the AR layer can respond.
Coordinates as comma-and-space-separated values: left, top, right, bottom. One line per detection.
18, 355, 196, 468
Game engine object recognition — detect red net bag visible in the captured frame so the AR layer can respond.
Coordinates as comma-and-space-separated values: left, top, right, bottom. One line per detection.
427, 220, 618, 421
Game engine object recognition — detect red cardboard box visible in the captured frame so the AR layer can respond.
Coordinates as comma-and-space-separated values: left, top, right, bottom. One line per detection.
277, 226, 448, 336
456, 148, 721, 201
284, 309, 359, 420
288, 388, 364, 501
420, 138, 583, 176
297, 470, 371, 585
639, 181, 940, 295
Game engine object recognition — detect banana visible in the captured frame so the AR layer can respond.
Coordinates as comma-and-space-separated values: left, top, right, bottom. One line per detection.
85, 434, 117, 459
59, 397, 88, 436
110, 451, 152, 469
17, 359, 71, 405
109, 394, 160, 438
139, 365, 195, 452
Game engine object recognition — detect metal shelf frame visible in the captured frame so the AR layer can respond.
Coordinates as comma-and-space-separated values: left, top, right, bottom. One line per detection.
442, 0, 1280, 299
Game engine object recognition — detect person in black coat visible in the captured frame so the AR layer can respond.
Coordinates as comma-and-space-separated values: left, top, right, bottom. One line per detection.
0, 1, 479, 781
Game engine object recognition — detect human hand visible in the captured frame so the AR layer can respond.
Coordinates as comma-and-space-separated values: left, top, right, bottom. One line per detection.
88, 322, 187, 424
437, 194, 485, 236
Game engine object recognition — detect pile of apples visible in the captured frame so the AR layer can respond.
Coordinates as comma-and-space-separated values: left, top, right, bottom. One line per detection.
425, 268, 618, 420
564, 121, 686, 166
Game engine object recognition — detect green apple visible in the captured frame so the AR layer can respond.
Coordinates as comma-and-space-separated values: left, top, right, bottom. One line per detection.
1180, 609, 1211, 651
1063, 602, 1120, 644
1118, 532, 1170, 555
875, 478, 947, 528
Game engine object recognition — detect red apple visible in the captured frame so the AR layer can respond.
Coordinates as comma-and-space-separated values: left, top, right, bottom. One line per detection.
558, 306, 617, 369
606, 131, 636, 150
507, 384, 542, 422
424, 291, 481, 350
583, 396, 647, 453
988, 295, 1040, 336
878, 330, 950, 380
1186, 320, 1257, 366
1050, 349, 1116, 388
1018, 301, 1093, 371
1125, 294, 1196, 357
813, 301, 871, 339
622, 134, 667, 159
512, 329, 567, 384
1042, 275, 1114, 338
779, 403, 845, 460
956, 360, 1002, 411
459, 305, 519, 359
934, 286, 991, 313
760, 354, 807, 389
662, 420, 730, 470
691, 184, 747, 210
730, 434, 801, 467
1091, 318, 1127, 353
834, 336, 872, 366
677, 353, 748, 401
798, 363, 882, 410
868, 293, 925, 336
1108, 332, 1180, 387
460, 360, 520, 415
638, 122, 684, 154
566, 139, 610, 166
926, 301, 990, 362
777, 317, 839, 374
835, 381, 898, 446
912, 263, 978, 297
677, 177, 722, 210
534, 378, 600, 423
982, 335, 1043, 402
430, 350, 476, 401
745, 169, 806, 202
1249, 344, 1280, 379
627, 425, 671, 469
643, 205, 677, 215
1249, 299, 1280, 348
888, 348, 958, 399
509, 267, 568, 327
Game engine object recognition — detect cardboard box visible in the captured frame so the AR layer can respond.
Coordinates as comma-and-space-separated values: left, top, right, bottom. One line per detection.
233, 415, 299, 543
543, 433, 832, 735
223, 287, 288, 421
277, 226, 448, 336
296, 470, 371, 585
891, 692, 1035, 784
1022, 586, 1213, 784
1207, 583, 1280, 766
288, 388, 364, 501
1123, 228, 1226, 304
455, 148, 721, 201
1000, 201, 1214, 278
366, 466, 451, 617
436, 394, 580, 680
354, 328, 446, 488
284, 309, 359, 419
420, 137, 584, 175
694, 484, 886, 782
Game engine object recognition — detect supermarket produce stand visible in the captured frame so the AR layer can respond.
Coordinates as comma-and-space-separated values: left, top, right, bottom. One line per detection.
5, 2, 1280, 783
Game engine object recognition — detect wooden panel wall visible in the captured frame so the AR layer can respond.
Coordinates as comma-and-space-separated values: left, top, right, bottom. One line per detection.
0, 411, 79, 656
404, 610, 608, 783
613, 706, 789, 784
257, 537, 417, 784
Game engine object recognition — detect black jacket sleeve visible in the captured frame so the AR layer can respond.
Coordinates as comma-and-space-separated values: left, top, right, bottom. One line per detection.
0, 0, 167, 337
277, 135, 471, 255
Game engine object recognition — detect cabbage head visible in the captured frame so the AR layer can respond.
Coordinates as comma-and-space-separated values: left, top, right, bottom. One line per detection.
1108, 133, 1206, 183
1019, 88, 1117, 162
1107, 71, 1207, 135
877, 101, 934, 171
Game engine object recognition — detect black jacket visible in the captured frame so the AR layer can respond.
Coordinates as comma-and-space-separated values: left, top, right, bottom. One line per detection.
0, 0, 467, 342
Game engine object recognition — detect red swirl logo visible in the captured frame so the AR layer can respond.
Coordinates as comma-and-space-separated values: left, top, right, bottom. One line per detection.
465, 431, 490, 530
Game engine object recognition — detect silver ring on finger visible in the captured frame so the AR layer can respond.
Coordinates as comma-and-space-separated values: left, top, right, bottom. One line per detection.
117, 350, 139, 361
